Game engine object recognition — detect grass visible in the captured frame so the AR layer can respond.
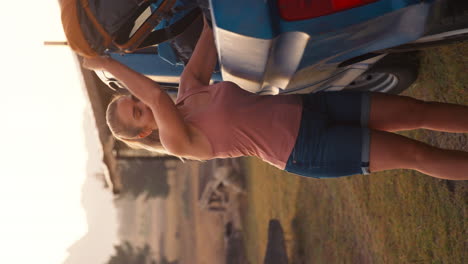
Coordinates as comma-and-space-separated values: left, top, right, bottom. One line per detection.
241, 43, 468, 264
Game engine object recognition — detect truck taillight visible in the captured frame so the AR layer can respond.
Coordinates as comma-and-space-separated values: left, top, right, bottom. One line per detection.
277, 0, 378, 21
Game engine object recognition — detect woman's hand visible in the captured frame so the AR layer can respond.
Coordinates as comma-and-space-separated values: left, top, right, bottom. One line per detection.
82, 56, 112, 71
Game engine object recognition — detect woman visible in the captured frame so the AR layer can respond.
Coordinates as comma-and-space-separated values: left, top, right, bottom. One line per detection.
84, 17, 468, 180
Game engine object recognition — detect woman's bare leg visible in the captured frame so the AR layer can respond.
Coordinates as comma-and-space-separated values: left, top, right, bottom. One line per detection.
369, 130, 468, 180
369, 93, 468, 132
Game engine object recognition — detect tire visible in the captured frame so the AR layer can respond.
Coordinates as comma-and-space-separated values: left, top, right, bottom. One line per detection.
345, 52, 420, 94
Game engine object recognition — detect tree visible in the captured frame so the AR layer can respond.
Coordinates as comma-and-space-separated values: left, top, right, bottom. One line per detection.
118, 159, 170, 199
107, 241, 157, 264
159, 256, 179, 264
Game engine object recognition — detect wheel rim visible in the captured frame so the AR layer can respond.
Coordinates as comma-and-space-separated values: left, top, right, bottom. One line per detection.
347, 73, 398, 93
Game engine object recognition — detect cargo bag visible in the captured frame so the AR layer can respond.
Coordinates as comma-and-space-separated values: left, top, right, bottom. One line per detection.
59, 0, 202, 57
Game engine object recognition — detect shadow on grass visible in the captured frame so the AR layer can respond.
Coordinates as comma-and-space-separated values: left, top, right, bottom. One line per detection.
263, 219, 288, 264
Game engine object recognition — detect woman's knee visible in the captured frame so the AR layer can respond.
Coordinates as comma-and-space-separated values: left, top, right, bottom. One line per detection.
399, 139, 433, 170
370, 93, 428, 130
369, 130, 429, 172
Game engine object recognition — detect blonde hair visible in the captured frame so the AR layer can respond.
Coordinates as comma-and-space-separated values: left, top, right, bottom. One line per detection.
106, 95, 169, 155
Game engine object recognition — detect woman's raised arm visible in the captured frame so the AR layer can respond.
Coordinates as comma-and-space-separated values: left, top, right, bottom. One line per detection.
178, 16, 218, 94
83, 56, 161, 104
83, 57, 196, 156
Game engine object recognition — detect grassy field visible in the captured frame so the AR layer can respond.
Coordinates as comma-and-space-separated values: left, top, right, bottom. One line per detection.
241, 43, 468, 264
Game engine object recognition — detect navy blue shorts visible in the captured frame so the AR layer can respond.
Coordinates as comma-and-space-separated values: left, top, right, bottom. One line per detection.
284, 91, 371, 178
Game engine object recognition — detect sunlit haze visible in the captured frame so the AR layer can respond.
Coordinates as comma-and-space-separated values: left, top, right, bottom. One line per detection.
0, 2, 118, 263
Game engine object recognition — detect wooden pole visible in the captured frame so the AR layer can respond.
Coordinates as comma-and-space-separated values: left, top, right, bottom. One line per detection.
43, 41, 68, 46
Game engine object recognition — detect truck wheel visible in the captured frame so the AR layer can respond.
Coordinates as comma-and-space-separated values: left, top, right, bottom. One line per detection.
346, 52, 420, 94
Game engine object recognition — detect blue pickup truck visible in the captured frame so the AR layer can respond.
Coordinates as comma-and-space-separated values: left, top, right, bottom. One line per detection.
96, 0, 468, 95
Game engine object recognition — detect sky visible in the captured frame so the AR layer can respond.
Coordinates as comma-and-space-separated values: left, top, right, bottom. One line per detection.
0, 1, 118, 263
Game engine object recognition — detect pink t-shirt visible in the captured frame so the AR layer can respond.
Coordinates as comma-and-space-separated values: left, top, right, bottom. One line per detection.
176, 81, 303, 169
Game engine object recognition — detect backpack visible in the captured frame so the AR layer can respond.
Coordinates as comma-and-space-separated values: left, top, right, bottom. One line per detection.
59, 0, 201, 57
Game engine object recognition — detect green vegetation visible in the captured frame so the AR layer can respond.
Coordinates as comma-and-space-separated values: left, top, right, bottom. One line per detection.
107, 241, 157, 264
242, 43, 468, 264
181, 170, 193, 218
106, 241, 179, 264
119, 159, 170, 199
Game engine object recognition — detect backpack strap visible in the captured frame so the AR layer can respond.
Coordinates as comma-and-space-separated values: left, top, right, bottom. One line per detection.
79, 0, 113, 48
114, 0, 177, 53
138, 7, 202, 49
